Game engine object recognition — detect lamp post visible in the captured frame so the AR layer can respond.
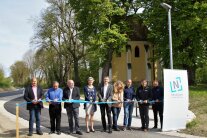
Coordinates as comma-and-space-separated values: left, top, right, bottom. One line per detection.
161, 3, 173, 69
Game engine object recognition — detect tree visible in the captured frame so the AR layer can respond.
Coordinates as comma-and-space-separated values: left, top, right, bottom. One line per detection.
10, 61, 30, 86
32, 0, 85, 86
141, 0, 207, 84
69, 0, 128, 83
0, 64, 4, 82
23, 49, 36, 78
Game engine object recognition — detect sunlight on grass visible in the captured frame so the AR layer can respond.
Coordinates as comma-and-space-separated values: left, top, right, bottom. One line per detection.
182, 84, 207, 137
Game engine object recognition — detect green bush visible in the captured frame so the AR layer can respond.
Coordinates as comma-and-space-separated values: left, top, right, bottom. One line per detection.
186, 120, 197, 129
0, 77, 12, 88
196, 66, 207, 83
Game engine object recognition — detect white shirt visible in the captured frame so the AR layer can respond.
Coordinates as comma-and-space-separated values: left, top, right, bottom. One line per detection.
69, 88, 73, 100
103, 84, 108, 99
32, 86, 37, 100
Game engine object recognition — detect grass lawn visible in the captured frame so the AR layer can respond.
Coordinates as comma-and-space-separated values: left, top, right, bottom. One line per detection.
181, 84, 207, 137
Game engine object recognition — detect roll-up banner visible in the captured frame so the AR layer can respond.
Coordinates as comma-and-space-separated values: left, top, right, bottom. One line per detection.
163, 69, 189, 131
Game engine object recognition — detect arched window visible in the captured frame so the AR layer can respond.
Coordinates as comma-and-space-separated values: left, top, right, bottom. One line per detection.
135, 46, 140, 57
126, 44, 131, 52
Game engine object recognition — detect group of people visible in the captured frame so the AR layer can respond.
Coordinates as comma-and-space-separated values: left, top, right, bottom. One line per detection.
23, 76, 164, 136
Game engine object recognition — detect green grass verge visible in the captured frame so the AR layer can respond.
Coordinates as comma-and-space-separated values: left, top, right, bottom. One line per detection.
181, 84, 207, 137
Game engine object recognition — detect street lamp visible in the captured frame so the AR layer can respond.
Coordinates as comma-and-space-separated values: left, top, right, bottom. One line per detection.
161, 3, 173, 69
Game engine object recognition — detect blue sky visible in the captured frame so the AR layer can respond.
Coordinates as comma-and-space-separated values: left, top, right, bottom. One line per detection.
0, 0, 48, 76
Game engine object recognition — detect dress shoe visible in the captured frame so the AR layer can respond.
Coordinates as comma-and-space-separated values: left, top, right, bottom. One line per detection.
49, 131, 55, 134
127, 127, 132, 131
152, 126, 157, 129
144, 129, 148, 132
101, 129, 106, 132
27, 133, 33, 136
90, 129, 95, 132
86, 127, 90, 133
37, 131, 43, 135
114, 128, 120, 131
108, 129, 112, 133
76, 131, 83, 135
67, 131, 73, 135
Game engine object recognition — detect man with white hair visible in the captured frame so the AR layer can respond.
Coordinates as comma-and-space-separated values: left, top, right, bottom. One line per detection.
63, 80, 83, 135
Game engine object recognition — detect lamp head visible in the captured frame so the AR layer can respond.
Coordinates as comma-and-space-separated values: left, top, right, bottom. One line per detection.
161, 3, 171, 10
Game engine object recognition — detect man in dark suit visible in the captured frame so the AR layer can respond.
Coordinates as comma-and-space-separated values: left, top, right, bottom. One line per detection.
152, 80, 164, 129
97, 76, 113, 133
24, 77, 43, 136
63, 80, 83, 135
136, 79, 152, 132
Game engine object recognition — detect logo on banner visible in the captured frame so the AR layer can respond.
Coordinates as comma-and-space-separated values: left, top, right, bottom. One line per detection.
169, 77, 184, 98
170, 77, 183, 93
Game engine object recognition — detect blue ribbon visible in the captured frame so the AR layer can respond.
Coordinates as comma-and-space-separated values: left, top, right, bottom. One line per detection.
16, 99, 163, 107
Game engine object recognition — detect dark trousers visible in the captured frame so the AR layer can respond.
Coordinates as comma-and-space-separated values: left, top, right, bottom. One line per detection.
152, 103, 163, 128
139, 104, 149, 129
49, 104, 61, 132
29, 106, 41, 133
112, 107, 121, 129
100, 104, 112, 130
66, 107, 80, 132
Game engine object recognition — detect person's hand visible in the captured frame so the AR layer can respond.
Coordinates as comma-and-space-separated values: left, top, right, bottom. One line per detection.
32, 99, 37, 104
156, 99, 159, 102
127, 99, 132, 102
37, 99, 42, 103
90, 97, 93, 102
54, 98, 58, 102
117, 100, 122, 103
101, 98, 106, 102
143, 100, 148, 103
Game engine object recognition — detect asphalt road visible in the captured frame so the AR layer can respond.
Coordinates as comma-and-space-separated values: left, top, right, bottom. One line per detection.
0, 89, 23, 97
2, 90, 180, 138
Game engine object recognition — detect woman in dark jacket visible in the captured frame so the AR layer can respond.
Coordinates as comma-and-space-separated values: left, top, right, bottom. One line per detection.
84, 77, 97, 133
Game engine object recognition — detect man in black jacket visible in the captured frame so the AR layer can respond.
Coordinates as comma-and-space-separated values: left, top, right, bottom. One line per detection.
97, 76, 113, 133
136, 79, 152, 132
24, 78, 43, 136
63, 80, 83, 135
152, 80, 164, 129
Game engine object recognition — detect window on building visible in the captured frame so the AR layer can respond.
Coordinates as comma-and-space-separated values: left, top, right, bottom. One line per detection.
126, 44, 131, 52
127, 63, 132, 69
135, 46, 140, 57
147, 63, 151, 69
144, 44, 149, 53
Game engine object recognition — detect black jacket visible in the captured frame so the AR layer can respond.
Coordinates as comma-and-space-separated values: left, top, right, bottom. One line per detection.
136, 86, 152, 105
152, 86, 164, 103
24, 85, 43, 110
63, 86, 80, 108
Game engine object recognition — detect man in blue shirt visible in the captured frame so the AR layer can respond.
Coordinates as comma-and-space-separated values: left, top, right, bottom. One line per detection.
46, 81, 63, 135
123, 79, 135, 131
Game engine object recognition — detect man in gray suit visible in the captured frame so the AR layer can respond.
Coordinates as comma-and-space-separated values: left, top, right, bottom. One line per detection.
63, 80, 83, 135
98, 76, 113, 133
